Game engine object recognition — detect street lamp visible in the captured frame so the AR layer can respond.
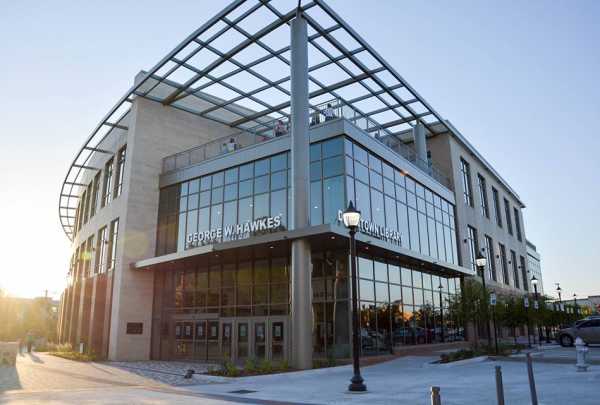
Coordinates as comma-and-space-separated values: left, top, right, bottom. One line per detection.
555, 283, 562, 305
573, 293, 578, 316
475, 253, 492, 347
438, 283, 445, 343
342, 201, 366, 393
531, 276, 542, 347
490, 291, 498, 355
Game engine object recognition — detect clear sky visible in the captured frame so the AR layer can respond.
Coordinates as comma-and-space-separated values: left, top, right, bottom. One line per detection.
0, 0, 598, 300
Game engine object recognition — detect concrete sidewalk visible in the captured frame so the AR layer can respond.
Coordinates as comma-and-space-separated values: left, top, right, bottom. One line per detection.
186, 355, 600, 405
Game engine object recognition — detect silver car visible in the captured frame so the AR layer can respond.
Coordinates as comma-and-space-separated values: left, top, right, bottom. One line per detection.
558, 317, 600, 346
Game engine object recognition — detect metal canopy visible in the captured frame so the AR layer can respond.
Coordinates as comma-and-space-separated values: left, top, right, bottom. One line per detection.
58, 0, 519, 241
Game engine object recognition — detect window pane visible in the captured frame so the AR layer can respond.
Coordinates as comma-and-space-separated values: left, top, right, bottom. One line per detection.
255, 158, 270, 176
253, 194, 269, 220
210, 204, 222, 230
374, 261, 387, 282
225, 167, 238, 184
355, 181, 371, 221
240, 163, 253, 180
375, 282, 389, 303
271, 153, 287, 172
358, 257, 373, 279
238, 197, 252, 223
323, 176, 344, 224
271, 189, 287, 228
323, 156, 344, 178
224, 183, 237, 201
322, 137, 343, 158
359, 279, 374, 301
310, 181, 322, 226
254, 175, 269, 194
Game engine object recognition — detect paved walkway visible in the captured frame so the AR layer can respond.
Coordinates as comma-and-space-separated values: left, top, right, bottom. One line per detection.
2, 351, 600, 404
187, 355, 600, 405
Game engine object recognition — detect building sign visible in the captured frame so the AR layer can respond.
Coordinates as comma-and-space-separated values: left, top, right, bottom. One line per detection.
186, 215, 283, 248
336, 210, 401, 245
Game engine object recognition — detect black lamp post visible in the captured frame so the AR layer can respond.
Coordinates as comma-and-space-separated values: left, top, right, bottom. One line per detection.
524, 295, 532, 349
531, 276, 542, 347
573, 293, 578, 316
342, 201, 366, 392
438, 283, 445, 343
475, 253, 492, 347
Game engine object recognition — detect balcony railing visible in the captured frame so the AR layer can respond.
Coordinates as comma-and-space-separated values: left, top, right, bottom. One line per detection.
162, 99, 452, 189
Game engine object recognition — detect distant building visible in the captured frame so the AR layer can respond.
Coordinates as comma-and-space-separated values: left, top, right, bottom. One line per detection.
526, 240, 543, 295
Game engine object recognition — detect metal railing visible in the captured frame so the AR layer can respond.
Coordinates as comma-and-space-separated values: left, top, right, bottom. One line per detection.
162, 99, 452, 189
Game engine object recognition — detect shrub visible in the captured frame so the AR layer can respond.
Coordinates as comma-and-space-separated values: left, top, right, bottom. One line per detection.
49, 351, 96, 362
244, 357, 258, 373
259, 359, 273, 373
222, 360, 240, 377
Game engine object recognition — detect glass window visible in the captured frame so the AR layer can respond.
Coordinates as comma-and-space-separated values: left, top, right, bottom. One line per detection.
460, 158, 473, 206
212, 172, 224, 188
358, 257, 373, 279
389, 284, 401, 302
385, 196, 397, 231
388, 264, 400, 284
322, 137, 343, 158
210, 204, 222, 230
374, 261, 387, 282
239, 179, 253, 197
271, 153, 287, 172
224, 183, 237, 201
323, 156, 344, 178
310, 181, 322, 226
310, 143, 321, 162
370, 170, 383, 191
211, 187, 223, 204
375, 282, 389, 303
354, 162, 369, 184
254, 175, 269, 194
200, 176, 211, 191
238, 197, 252, 224
371, 190, 385, 226
402, 287, 413, 305
397, 203, 409, 248
384, 178, 395, 197
359, 279, 374, 302
253, 194, 269, 220
355, 181, 371, 222
412, 271, 423, 288
199, 190, 210, 207
240, 163, 253, 180
323, 176, 344, 225
270, 171, 286, 190
198, 207, 210, 233
310, 161, 322, 181
187, 193, 199, 210
408, 208, 419, 251
187, 209, 198, 236
353, 144, 368, 165
270, 189, 287, 228
225, 167, 238, 184
255, 158, 269, 177
368, 154, 382, 173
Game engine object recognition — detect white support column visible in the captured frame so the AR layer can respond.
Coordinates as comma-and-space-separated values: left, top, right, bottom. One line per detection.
290, 10, 313, 370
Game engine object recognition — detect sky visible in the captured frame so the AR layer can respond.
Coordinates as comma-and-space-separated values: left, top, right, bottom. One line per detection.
0, 0, 598, 300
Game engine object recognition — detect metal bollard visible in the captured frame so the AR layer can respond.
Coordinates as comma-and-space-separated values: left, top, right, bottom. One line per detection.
575, 337, 589, 372
430, 386, 441, 405
495, 366, 505, 405
526, 353, 538, 405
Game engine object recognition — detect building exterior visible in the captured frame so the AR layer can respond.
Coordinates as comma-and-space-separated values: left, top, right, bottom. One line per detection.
526, 240, 543, 295
56, 0, 530, 364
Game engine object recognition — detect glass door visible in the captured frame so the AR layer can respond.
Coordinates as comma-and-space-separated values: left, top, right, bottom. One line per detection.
221, 322, 233, 361
236, 321, 249, 362
174, 321, 194, 359
207, 320, 220, 360
254, 321, 267, 360
270, 319, 286, 362
194, 320, 207, 361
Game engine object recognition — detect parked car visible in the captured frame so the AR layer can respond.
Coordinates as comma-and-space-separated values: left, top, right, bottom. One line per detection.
558, 317, 600, 346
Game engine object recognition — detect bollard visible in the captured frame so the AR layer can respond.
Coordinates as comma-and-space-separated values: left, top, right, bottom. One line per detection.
430, 386, 441, 405
495, 366, 505, 405
575, 337, 589, 372
184, 369, 195, 379
526, 353, 538, 405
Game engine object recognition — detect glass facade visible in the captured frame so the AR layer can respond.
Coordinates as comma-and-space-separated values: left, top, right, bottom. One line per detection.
157, 136, 458, 268
357, 255, 462, 354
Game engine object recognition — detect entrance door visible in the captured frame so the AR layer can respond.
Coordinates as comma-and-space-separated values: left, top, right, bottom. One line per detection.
221, 322, 233, 361
207, 320, 220, 360
174, 321, 194, 359
236, 321, 250, 362
254, 321, 267, 361
270, 318, 286, 362
194, 320, 207, 361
